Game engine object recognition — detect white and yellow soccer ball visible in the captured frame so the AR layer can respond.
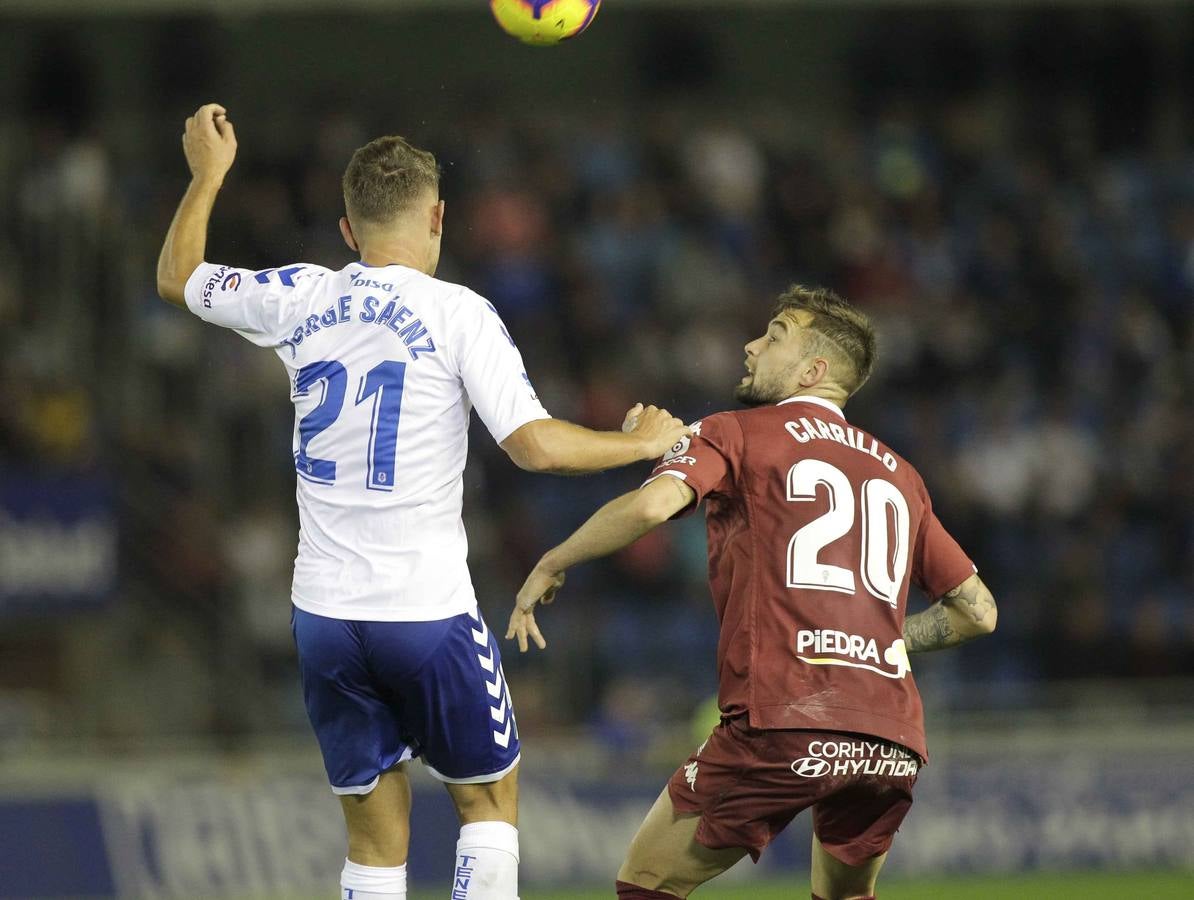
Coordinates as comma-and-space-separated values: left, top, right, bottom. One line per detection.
490, 0, 602, 46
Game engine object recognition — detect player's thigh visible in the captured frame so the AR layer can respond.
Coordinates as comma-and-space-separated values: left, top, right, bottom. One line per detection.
292, 608, 413, 794
339, 765, 414, 866
444, 762, 519, 825
617, 787, 747, 898
399, 609, 521, 787
810, 831, 886, 900
810, 747, 916, 879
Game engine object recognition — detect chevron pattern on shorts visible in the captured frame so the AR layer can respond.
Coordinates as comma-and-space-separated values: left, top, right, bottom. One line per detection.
470, 608, 515, 748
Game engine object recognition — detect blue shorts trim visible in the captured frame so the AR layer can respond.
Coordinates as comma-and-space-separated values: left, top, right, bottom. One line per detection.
424, 752, 521, 785
291, 605, 520, 793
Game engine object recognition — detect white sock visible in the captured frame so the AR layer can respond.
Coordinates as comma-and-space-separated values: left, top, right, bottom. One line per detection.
341, 858, 407, 900
452, 821, 519, 899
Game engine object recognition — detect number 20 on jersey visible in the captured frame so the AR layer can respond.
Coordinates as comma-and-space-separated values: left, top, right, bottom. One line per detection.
786, 459, 910, 607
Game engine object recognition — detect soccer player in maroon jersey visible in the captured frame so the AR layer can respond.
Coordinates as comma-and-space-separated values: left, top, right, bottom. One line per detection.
506, 286, 998, 900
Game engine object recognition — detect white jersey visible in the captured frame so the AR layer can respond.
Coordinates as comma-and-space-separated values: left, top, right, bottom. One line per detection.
185, 260, 551, 621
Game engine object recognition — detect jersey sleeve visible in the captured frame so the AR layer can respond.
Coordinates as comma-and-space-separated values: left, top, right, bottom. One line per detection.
454, 293, 551, 444
184, 262, 325, 348
642, 412, 741, 517
910, 498, 977, 600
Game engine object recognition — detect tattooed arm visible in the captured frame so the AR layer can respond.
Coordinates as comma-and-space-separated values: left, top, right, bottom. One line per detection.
903, 573, 997, 653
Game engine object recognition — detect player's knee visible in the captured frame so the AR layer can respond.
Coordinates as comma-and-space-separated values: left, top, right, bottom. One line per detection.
616, 860, 642, 886
617, 829, 696, 894
448, 773, 519, 824
450, 788, 492, 821
615, 859, 674, 894
616, 880, 679, 900
345, 832, 407, 868
343, 806, 407, 863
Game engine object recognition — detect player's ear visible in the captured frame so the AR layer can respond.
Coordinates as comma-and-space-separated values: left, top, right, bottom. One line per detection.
799, 357, 830, 388
339, 217, 360, 253
431, 199, 445, 238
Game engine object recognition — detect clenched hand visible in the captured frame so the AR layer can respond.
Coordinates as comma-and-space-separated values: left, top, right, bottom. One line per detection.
183, 103, 237, 184
621, 402, 691, 461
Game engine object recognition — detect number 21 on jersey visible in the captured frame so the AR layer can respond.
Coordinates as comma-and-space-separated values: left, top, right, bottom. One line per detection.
292, 358, 407, 491
786, 459, 910, 607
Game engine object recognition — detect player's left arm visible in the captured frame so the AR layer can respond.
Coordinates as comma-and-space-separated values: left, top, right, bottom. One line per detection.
156, 103, 237, 307
902, 573, 997, 653
505, 474, 696, 652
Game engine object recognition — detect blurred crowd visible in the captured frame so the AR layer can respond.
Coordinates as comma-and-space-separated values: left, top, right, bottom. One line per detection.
0, 10, 1191, 755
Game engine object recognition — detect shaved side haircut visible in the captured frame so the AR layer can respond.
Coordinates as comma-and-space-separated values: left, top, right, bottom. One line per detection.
343, 136, 441, 227
772, 285, 877, 395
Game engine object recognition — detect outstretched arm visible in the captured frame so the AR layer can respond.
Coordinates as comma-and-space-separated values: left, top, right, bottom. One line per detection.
156, 103, 238, 307
902, 573, 997, 653
501, 404, 691, 475
505, 474, 696, 651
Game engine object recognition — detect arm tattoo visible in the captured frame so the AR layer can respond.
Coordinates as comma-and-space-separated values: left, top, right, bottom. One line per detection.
904, 575, 996, 653
944, 578, 996, 627
902, 604, 958, 653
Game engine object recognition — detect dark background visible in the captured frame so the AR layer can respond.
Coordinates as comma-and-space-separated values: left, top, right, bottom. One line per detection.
1, 3, 1190, 766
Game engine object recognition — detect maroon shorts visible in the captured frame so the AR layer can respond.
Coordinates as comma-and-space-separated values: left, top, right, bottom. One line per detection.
666, 718, 920, 866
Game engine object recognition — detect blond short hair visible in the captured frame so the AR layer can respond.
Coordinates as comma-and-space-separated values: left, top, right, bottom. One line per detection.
772, 285, 877, 395
342, 136, 440, 226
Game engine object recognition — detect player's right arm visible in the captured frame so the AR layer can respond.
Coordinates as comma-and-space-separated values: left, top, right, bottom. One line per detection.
501, 404, 690, 475
156, 103, 237, 307
458, 294, 689, 474
902, 573, 997, 653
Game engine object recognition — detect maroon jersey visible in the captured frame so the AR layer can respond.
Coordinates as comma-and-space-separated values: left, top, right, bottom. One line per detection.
646, 395, 975, 762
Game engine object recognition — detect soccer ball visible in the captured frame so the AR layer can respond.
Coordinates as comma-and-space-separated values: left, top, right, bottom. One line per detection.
490, 0, 601, 46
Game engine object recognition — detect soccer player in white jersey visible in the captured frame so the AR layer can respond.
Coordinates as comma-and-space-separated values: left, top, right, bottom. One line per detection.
155, 103, 690, 900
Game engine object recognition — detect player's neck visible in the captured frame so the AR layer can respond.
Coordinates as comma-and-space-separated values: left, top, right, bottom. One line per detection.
784, 388, 848, 411
357, 243, 430, 274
